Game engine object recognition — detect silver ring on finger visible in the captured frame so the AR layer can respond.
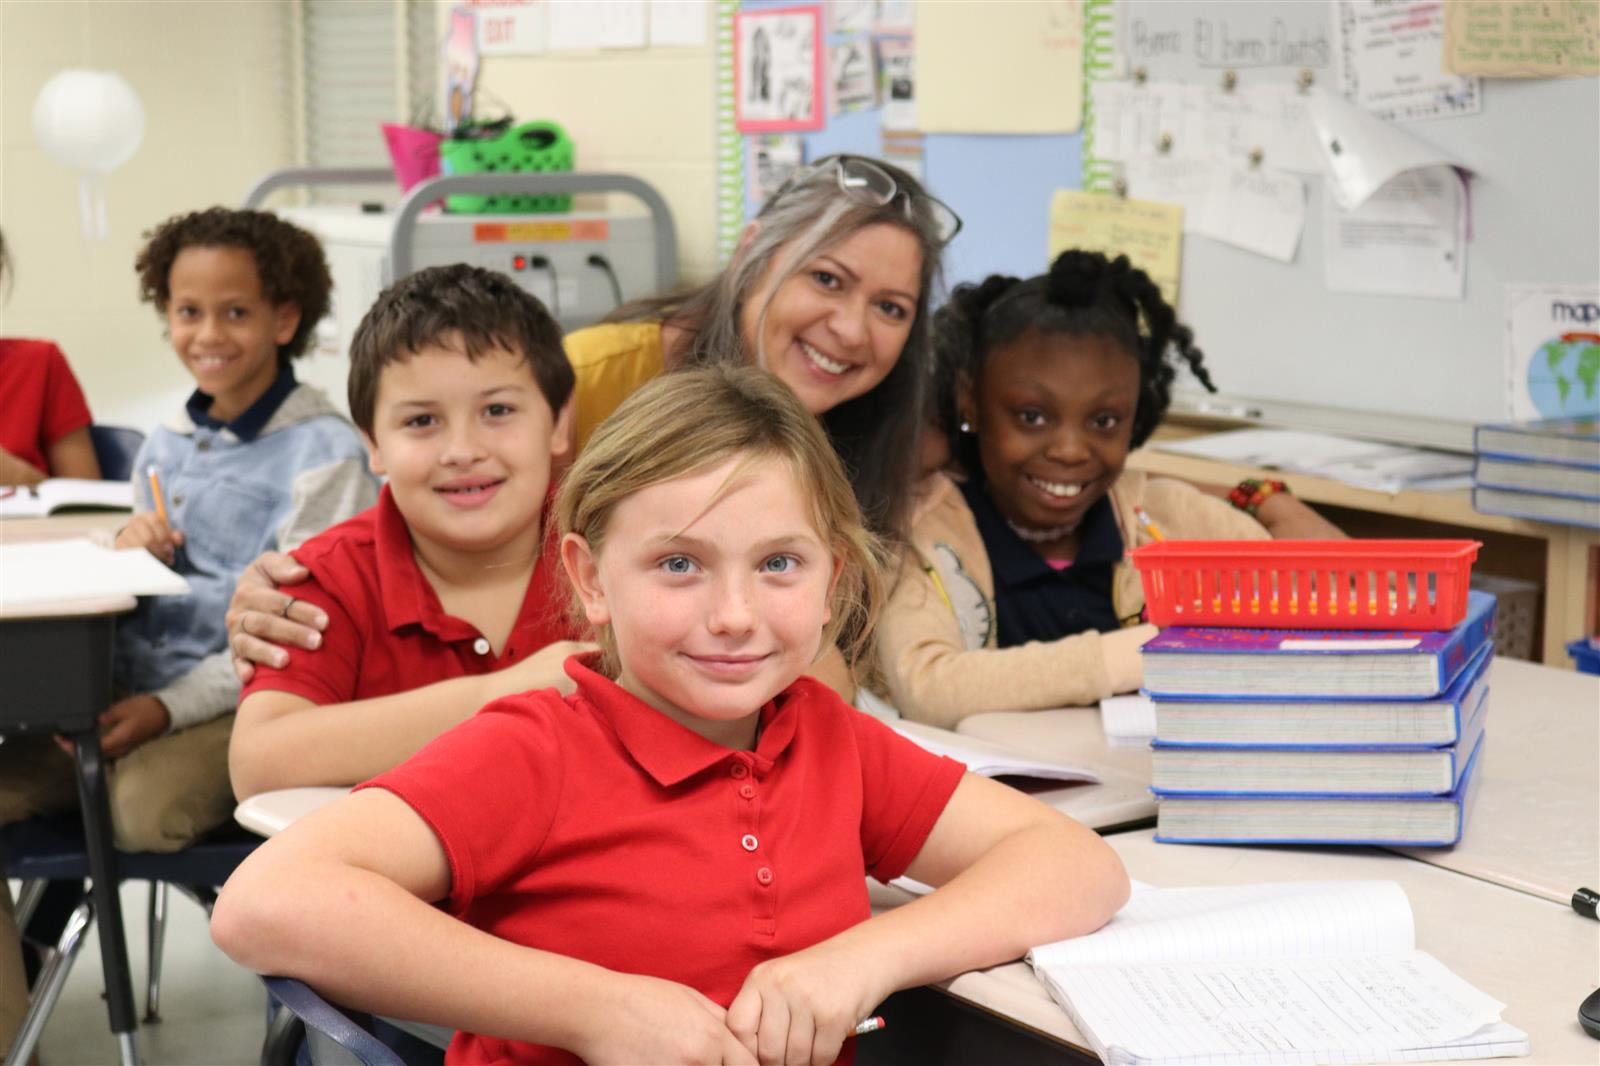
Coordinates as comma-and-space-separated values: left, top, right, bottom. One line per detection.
281, 597, 297, 620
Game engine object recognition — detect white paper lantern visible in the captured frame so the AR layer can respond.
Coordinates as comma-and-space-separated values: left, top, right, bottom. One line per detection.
32, 70, 146, 239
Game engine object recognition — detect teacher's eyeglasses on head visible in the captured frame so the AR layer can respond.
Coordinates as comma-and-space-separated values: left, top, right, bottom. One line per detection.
799, 156, 963, 245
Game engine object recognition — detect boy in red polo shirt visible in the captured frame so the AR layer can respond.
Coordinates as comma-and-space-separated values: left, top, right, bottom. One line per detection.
229, 264, 592, 799
214, 366, 1130, 1066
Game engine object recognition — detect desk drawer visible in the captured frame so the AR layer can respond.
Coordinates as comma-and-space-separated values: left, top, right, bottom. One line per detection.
0, 616, 115, 733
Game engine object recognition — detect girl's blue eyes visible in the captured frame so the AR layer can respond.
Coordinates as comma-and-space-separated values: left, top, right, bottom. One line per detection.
662, 556, 696, 574
762, 554, 799, 574
658, 555, 801, 575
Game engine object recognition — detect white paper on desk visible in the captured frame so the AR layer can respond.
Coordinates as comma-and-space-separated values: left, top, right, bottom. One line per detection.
1029, 880, 1527, 1064
1099, 694, 1155, 748
1191, 165, 1306, 263
1154, 428, 1473, 492
1307, 88, 1468, 212
1323, 166, 1467, 300
0, 537, 189, 608
1335, 0, 1481, 123
889, 724, 1099, 784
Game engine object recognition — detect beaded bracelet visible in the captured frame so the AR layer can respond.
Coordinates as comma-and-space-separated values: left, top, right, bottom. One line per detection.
1227, 477, 1290, 517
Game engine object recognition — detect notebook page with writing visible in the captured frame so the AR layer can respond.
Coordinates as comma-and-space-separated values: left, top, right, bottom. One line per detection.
1037, 953, 1523, 1065
1030, 880, 1414, 969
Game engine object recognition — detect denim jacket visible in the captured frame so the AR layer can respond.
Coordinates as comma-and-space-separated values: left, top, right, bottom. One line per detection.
115, 382, 378, 732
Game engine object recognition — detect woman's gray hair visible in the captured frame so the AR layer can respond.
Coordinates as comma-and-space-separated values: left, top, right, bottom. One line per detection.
607, 154, 950, 543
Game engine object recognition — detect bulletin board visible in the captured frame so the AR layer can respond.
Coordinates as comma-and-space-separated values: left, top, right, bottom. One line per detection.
726, 0, 1600, 452
1118, 0, 1600, 450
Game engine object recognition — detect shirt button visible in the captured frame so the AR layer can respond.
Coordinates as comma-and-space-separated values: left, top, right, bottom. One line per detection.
196, 439, 210, 452
172, 494, 185, 506
730, 763, 748, 779
739, 783, 755, 800
740, 834, 758, 852
756, 867, 774, 886
472, 637, 491, 655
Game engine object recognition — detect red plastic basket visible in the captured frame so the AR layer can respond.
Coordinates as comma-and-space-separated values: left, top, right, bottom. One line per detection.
1130, 539, 1481, 630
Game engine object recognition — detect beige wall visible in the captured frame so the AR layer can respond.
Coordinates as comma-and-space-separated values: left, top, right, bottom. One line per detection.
462, 2, 720, 283
0, 0, 296, 431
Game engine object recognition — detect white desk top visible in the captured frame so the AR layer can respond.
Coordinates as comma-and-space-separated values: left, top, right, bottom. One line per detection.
235, 787, 348, 837
1392, 657, 1600, 905
955, 658, 1599, 908
0, 513, 134, 620
926, 830, 1600, 1066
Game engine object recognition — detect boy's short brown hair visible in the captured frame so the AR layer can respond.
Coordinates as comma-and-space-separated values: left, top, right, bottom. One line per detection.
134, 207, 332, 365
347, 264, 573, 435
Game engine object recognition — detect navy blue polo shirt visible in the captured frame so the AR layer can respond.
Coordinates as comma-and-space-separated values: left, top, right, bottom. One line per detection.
957, 476, 1125, 648
185, 364, 298, 441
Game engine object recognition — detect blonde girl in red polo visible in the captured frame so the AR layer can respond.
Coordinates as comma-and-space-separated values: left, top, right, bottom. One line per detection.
213, 365, 1129, 1066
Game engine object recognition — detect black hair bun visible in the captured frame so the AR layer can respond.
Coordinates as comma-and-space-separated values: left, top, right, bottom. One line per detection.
1046, 249, 1115, 310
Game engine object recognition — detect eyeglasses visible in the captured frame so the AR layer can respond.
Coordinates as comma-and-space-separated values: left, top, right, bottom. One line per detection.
804, 156, 964, 245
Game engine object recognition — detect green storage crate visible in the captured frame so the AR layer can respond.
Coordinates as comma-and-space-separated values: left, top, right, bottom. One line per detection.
439, 121, 575, 214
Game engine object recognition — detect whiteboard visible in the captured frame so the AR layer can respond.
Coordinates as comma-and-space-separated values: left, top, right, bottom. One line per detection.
1120, 1, 1600, 451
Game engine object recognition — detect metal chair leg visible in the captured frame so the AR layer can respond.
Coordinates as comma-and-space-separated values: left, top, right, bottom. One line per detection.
12, 880, 46, 934
144, 881, 167, 1023
4, 898, 93, 1066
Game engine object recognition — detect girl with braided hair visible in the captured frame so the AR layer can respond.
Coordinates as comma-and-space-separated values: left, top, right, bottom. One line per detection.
877, 250, 1335, 728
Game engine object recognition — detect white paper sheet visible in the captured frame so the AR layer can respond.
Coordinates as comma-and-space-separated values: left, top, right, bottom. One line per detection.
747, 134, 803, 205
1241, 84, 1326, 174
876, 36, 915, 132
829, 0, 874, 34
648, 0, 708, 47
474, 0, 548, 56
889, 725, 1099, 784
1099, 694, 1156, 748
1306, 88, 1467, 212
549, 0, 647, 49
1124, 156, 1216, 226
1155, 428, 1474, 493
829, 36, 876, 115
1323, 166, 1467, 300
0, 538, 190, 609
1192, 165, 1306, 263
1336, 0, 1481, 122
1505, 284, 1600, 421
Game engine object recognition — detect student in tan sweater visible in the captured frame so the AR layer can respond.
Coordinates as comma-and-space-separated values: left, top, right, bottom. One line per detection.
879, 251, 1331, 728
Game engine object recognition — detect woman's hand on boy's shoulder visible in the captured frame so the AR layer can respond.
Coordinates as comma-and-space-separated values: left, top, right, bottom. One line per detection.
227, 550, 321, 682
728, 943, 883, 1066
570, 972, 755, 1066
116, 512, 184, 565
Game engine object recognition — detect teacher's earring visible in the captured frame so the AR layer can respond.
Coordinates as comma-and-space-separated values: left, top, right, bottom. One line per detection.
958, 419, 975, 434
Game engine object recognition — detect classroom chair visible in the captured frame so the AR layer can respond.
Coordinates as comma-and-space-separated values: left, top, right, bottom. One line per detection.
87, 424, 146, 483
0, 813, 260, 1065
260, 977, 408, 1066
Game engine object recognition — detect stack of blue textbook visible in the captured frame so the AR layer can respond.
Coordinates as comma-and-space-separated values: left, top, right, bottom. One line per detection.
1473, 416, 1600, 529
1144, 590, 1497, 846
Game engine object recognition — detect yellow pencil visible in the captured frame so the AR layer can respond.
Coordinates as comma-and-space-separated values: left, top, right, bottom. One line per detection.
146, 464, 169, 524
1133, 505, 1165, 542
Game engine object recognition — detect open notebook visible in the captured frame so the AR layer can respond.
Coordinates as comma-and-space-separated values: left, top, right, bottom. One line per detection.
0, 537, 189, 609
1028, 880, 1528, 1065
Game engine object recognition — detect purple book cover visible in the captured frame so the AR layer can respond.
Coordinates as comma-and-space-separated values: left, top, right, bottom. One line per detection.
1142, 591, 1495, 689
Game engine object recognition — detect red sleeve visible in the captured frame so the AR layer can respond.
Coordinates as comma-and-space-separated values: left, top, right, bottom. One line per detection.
357, 694, 566, 913
40, 343, 93, 447
240, 568, 364, 708
848, 703, 966, 883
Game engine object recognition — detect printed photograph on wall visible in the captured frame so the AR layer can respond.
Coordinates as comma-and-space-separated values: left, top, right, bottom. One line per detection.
877, 35, 916, 131
735, 6, 825, 132
748, 134, 806, 204
831, 35, 877, 115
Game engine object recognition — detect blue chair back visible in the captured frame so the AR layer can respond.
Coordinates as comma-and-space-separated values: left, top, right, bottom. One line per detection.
263, 977, 408, 1066
88, 423, 145, 482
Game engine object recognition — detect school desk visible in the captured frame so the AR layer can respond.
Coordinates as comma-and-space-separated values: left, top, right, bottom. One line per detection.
0, 589, 142, 1066
232, 713, 1158, 842
953, 657, 1600, 909
877, 830, 1600, 1066
1128, 421, 1600, 669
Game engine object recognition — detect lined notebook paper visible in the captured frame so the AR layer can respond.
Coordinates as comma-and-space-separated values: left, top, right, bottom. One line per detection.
1028, 881, 1529, 1065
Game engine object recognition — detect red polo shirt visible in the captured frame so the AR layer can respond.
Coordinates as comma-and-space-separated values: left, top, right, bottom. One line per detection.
0, 338, 93, 475
242, 485, 576, 707
362, 656, 966, 1066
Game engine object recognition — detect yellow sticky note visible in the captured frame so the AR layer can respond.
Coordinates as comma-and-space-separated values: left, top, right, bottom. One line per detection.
1048, 189, 1184, 307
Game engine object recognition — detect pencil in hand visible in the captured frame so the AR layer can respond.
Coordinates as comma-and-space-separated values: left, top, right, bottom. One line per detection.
146, 464, 170, 525
853, 1016, 886, 1036
1132, 505, 1164, 542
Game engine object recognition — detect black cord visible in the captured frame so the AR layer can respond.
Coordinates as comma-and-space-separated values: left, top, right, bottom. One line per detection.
587, 254, 625, 309
528, 255, 560, 318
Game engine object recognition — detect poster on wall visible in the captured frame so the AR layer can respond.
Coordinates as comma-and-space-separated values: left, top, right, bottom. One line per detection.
916, 0, 1082, 133
469, 0, 547, 56
829, 0, 874, 34
1334, 0, 1480, 122
1505, 284, 1600, 421
831, 36, 877, 115
748, 135, 806, 205
877, 35, 916, 131
736, 6, 825, 132
444, 7, 482, 133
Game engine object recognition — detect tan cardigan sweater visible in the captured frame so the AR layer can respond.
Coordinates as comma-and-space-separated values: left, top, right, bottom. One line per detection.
876, 470, 1269, 728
